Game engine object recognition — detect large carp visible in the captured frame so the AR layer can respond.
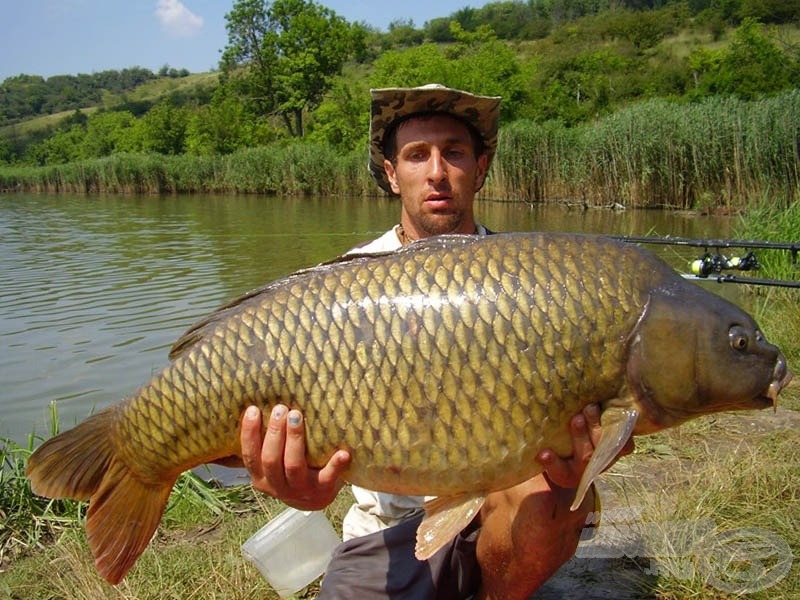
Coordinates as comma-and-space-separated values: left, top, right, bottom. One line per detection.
27, 232, 791, 584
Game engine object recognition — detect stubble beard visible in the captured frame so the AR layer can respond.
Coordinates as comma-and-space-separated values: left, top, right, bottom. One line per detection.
417, 210, 464, 237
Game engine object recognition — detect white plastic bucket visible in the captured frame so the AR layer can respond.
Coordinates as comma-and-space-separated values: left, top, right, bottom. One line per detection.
241, 508, 341, 597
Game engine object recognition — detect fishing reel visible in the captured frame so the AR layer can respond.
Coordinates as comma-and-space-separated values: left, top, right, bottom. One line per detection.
614, 235, 799, 288
690, 250, 760, 278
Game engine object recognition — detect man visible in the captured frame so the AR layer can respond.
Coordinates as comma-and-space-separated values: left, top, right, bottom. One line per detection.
239, 84, 630, 598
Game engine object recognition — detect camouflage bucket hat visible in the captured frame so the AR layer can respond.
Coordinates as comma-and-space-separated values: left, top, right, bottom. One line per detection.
369, 83, 501, 194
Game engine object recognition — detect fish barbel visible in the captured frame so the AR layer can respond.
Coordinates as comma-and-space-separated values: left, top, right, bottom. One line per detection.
26, 232, 792, 584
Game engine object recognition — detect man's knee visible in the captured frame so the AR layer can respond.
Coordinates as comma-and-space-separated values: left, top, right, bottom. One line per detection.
475, 477, 595, 599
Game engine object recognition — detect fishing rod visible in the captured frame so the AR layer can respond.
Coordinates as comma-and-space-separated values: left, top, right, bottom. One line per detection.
679, 273, 800, 288
612, 235, 800, 289
613, 235, 800, 255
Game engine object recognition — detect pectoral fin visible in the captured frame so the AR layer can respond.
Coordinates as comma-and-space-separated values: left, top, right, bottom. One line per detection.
415, 493, 485, 560
570, 406, 638, 511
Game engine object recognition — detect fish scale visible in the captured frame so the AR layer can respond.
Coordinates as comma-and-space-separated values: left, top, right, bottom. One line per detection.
26, 232, 791, 584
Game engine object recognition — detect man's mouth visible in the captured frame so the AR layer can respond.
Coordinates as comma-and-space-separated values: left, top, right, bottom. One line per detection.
425, 193, 453, 208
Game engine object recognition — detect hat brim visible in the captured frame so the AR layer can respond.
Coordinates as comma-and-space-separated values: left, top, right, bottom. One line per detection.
369, 84, 501, 194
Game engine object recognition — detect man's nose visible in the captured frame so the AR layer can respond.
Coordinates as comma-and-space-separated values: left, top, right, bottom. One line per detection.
428, 149, 447, 183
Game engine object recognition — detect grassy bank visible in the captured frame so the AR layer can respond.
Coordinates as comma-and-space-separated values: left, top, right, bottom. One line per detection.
0, 443, 354, 599
2, 90, 799, 211
585, 392, 800, 600
735, 199, 800, 284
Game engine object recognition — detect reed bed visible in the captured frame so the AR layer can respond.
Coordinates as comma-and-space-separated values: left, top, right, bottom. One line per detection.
487, 89, 800, 209
0, 144, 372, 197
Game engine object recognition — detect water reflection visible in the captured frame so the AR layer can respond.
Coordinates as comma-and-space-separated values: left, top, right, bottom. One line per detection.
0, 194, 734, 445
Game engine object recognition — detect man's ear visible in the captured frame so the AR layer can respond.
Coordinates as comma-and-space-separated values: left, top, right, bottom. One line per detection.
384, 159, 401, 195
475, 154, 489, 190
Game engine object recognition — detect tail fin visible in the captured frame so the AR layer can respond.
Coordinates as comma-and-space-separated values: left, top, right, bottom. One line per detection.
26, 407, 175, 584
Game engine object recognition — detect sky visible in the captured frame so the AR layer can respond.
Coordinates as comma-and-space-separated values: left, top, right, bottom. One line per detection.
0, 0, 493, 81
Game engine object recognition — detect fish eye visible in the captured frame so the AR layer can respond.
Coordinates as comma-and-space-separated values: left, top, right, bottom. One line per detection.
729, 326, 749, 351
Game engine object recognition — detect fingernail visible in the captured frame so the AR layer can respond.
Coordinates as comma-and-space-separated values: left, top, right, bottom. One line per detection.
271, 405, 287, 419
288, 410, 301, 426
574, 414, 586, 430
585, 404, 599, 419
245, 406, 260, 420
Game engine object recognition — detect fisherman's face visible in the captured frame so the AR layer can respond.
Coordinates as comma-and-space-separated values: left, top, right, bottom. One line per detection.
384, 114, 488, 239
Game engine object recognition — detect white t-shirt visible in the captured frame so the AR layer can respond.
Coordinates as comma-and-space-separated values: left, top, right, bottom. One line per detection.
341, 224, 490, 540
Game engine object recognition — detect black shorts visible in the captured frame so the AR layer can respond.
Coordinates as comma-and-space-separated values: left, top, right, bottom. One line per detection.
318, 514, 482, 599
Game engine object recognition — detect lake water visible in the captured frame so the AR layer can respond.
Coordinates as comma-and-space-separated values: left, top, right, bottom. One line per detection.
0, 193, 736, 447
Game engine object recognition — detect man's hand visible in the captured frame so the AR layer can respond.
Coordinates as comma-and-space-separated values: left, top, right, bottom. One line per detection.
240, 404, 351, 511
535, 403, 635, 489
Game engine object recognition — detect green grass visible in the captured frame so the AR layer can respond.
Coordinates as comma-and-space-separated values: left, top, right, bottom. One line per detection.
604, 395, 800, 599
736, 200, 800, 283
0, 107, 101, 138
6, 406, 797, 599
118, 72, 219, 103
734, 199, 800, 370
0, 403, 84, 567
1, 469, 353, 600
0, 400, 350, 600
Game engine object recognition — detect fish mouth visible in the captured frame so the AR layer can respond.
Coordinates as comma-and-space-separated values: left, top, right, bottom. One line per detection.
765, 356, 793, 409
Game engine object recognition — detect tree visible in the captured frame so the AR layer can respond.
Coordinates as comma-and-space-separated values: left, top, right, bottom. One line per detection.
387, 19, 424, 46
689, 19, 796, 99
444, 24, 528, 119
738, 0, 800, 23
24, 125, 85, 165
221, 0, 363, 137
370, 25, 529, 122
185, 85, 278, 155
425, 18, 456, 43
306, 78, 370, 152
82, 111, 138, 157
0, 137, 12, 164
370, 44, 453, 88
139, 102, 189, 154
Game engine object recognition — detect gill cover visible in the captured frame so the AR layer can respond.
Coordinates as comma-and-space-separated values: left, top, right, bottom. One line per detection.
627, 282, 781, 433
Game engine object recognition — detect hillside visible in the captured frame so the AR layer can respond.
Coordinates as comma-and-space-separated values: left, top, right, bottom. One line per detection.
1, 0, 799, 167
0, 72, 219, 137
